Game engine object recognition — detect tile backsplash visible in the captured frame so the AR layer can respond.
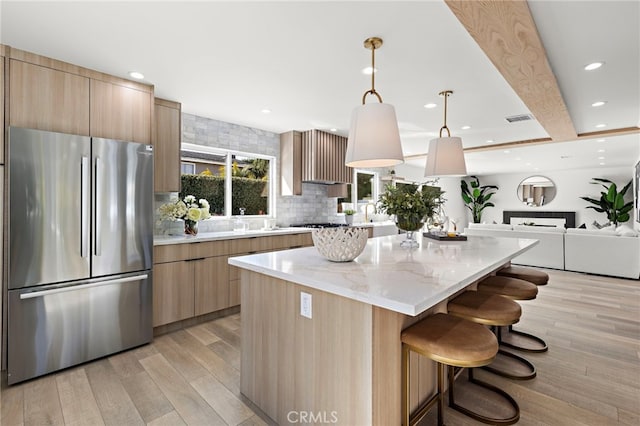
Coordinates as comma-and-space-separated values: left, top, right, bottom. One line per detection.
154, 113, 344, 235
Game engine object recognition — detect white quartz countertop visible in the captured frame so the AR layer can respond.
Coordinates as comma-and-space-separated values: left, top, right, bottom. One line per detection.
154, 227, 312, 246
228, 235, 538, 316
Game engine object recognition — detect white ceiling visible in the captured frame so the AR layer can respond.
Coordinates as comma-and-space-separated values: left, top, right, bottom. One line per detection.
1, 0, 638, 175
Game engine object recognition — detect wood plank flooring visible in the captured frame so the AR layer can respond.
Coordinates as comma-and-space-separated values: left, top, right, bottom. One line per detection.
0, 269, 638, 425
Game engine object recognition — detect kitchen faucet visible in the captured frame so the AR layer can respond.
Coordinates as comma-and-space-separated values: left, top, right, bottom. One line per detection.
364, 203, 377, 222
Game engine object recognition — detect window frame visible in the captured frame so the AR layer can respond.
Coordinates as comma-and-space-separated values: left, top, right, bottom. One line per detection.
181, 143, 276, 218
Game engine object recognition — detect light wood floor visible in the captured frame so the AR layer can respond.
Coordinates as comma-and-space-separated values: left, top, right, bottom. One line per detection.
0, 269, 638, 425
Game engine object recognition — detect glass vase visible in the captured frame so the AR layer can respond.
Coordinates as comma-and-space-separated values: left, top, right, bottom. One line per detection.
184, 220, 199, 236
396, 216, 424, 248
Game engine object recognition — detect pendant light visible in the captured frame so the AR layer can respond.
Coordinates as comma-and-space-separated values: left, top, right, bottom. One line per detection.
424, 90, 467, 177
345, 37, 404, 168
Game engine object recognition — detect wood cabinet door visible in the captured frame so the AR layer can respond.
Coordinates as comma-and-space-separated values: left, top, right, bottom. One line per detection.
194, 256, 230, 316
9, 59, 90, 136
1, 56, 4, 164
153, 261, 194, 327
90, 79, 152, 143
154, 100, 181, 192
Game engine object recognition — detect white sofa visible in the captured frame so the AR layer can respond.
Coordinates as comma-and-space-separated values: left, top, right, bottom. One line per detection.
463, 224, 640, 279
564, 228, 640, 280
464, 223, 565, 270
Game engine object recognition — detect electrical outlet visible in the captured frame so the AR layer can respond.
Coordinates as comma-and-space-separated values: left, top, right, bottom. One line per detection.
300, 292, 312, 319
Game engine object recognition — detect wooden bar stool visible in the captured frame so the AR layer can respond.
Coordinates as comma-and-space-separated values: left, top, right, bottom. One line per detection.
497, 265, 549, 286
478, 275, 548, 353
448, 291, 536, 381
401, 313, 519, 426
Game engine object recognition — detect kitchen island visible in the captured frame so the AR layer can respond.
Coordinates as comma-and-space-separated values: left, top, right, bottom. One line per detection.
229, 235, 538, 425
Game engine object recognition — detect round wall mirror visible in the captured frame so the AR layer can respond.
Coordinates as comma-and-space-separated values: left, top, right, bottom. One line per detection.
517, 176, 556, 207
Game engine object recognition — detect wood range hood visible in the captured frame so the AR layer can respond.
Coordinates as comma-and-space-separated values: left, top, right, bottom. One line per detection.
280, 129, 353, 196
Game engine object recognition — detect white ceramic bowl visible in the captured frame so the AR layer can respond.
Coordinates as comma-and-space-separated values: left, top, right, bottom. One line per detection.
312, 227, 368, 262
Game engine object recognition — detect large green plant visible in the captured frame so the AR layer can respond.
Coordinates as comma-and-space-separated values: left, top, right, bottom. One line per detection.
460, 176, 499, 224
580, 178, 633, 226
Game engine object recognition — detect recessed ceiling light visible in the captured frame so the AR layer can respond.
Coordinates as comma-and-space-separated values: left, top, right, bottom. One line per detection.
599, 162, 606, 166
534, 167, 540, 171
261, 109, 271, 114
525, 162, 532, 166
361, 66, 377, 75
128, 71, 144, 80
461, 125, 471, 130
515, 157, 522, 161
595, 123, 606, 128
597, 139, 606, 142
584, 62, 604, 71
424, 103, 437, 109
597, 149, 605, 153
486, 139, 494, 144
330, 128, 337, 132
503, 150, 510, 154
591, 101, 607, 107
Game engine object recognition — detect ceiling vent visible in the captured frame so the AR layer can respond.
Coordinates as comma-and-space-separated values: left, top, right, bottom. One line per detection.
505, 114, 534, 123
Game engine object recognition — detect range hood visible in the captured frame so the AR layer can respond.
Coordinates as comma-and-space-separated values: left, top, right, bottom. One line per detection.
280, 129, 353, 196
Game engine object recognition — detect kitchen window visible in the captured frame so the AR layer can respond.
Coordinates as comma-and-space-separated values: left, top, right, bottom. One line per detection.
338, 170, 379, 214
180, 143, 275, 217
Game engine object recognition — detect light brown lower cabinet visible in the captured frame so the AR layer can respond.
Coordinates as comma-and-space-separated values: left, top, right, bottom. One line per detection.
152, 233, 313, 327
194, 256, 230, 316
153, 261, 195, 327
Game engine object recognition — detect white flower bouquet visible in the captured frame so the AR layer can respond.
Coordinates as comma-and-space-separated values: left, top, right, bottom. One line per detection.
158, 195, 211, 235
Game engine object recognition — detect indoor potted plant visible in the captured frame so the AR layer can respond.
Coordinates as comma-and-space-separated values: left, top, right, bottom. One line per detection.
344, 209, 356, 225
377, 183, 444, 247
580, 178, 633, 226
460, 176, 499, 224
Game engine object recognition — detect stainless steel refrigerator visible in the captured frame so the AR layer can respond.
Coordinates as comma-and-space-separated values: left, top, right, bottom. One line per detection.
7, 127, 154, 384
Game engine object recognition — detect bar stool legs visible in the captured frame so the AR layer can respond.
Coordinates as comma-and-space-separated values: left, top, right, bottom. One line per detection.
401, 313, 519, 426
448, 367, 519, 425
502, 324, 549, 353
483, 326, 537, 380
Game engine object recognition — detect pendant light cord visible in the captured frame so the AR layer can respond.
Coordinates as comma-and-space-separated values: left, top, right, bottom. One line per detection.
439, 90, 452, 137
362, 38, 383, 104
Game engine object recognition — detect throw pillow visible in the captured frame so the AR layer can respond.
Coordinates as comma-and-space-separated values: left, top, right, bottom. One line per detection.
615, 225, 639, 237
600, 224, 616, 232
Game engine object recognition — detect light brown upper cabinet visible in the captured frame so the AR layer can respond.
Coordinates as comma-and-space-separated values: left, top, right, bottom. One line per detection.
154, 98, 181, 192
9, 60, 90, 136
1, 54, 5, 164
90, 79, 152, 144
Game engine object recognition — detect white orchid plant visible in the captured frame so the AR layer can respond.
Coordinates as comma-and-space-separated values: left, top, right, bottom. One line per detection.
158, 195, 211, 226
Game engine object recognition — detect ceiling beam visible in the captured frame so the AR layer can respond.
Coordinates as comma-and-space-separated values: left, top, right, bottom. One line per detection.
402, 126, 640, 160
445, 0, 578, 142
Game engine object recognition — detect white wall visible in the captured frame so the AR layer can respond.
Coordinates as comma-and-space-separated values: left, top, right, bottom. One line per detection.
477, 166, 634, 227
396, 163, 637, 229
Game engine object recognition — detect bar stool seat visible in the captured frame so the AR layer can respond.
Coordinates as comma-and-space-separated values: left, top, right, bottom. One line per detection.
478, 275, 548, 353
497, 265, 549, 286
401, 313, 519, 426
477, 275, 538, 300
449, 291, 536, 381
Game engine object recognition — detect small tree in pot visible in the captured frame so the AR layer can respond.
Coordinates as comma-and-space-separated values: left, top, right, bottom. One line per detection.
460, 176, 499, 224
580, 178, 633, 226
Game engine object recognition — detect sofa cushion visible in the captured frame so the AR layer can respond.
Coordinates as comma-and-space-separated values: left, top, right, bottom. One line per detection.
468, 223, 513, 230
566, 228, 617, 236
616, 225, 639, 237
512, 225, 566, 233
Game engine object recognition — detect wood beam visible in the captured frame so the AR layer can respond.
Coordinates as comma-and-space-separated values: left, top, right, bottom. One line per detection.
445, 0, 577, 142
402, 126, 640, 159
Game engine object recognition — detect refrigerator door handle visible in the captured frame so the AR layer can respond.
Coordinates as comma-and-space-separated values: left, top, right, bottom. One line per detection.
94, 156, 101, 256
81, 157, 90, 258
19, 274, 149, 300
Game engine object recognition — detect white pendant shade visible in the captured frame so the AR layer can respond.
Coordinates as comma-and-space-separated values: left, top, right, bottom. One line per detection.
345, 102, 404, 168
424, 136, 467, 177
